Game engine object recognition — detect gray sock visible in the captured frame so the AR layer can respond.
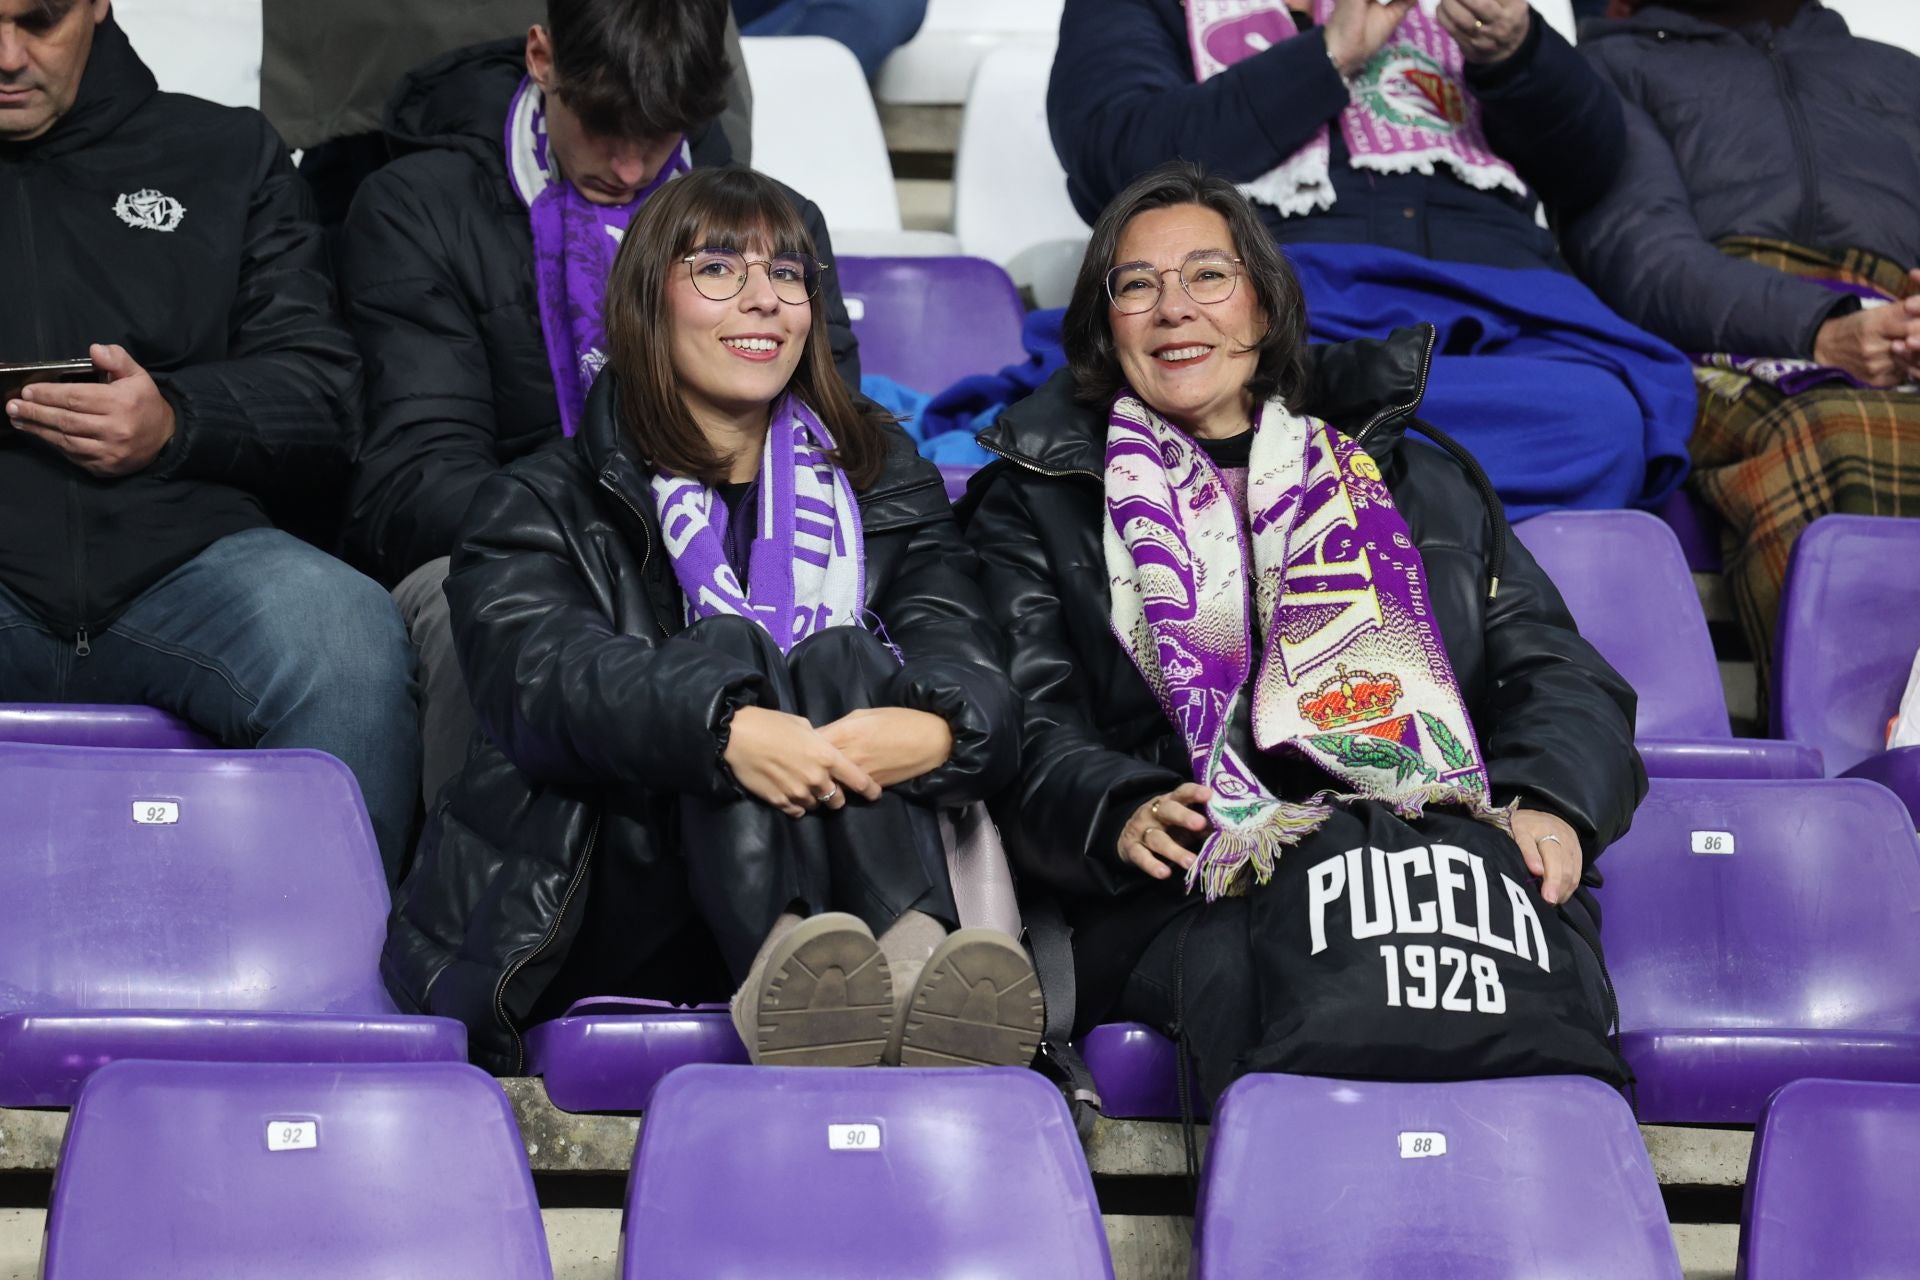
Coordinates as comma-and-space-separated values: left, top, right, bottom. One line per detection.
731, 911, 804, 1039
876, 909, 947, 1013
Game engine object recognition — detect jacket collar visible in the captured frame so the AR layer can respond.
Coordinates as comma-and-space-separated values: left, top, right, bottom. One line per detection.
978, 324, 1437, 479
9, 14, 156, 159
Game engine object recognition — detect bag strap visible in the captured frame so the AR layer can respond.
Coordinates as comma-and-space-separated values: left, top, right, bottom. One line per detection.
1023, 892, 1102, 1141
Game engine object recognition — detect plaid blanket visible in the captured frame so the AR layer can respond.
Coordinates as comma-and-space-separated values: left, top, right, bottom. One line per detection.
1689, 238, 1920, 698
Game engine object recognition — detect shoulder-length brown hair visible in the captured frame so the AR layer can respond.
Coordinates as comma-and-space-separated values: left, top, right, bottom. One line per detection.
604, 166, 889, 489
1062, 161, 1311, 411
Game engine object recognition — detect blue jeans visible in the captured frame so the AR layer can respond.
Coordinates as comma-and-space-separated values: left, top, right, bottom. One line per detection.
0, 528, 420, 880
734, 0, 929, 79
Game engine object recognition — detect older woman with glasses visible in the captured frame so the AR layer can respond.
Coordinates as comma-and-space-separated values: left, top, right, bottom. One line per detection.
963, 163, 1645, 1102
386, 167, 1041, 1076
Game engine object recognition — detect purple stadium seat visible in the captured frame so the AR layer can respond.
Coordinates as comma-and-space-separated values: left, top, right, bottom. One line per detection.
622, 1064, 1113, 1278
1080, 1021, 1204, 1120
1194, 1073, 1680, 1278
42, 1060, 550, 1280
0, 745, 464, 1107
1740, 1078, 1920, 1280
838, 255, 1027, 395
1775, 514, 1920, 822
1657, 487, 1723, 573
525, 997, 746, 1113
938, 463, 978, 504
0, 702, 215, 749
1514, 511, 1822, 779
1598, 777, 1920, 1125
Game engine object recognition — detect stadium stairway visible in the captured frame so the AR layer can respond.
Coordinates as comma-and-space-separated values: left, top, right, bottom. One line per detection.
0, 1078, 1748, 1278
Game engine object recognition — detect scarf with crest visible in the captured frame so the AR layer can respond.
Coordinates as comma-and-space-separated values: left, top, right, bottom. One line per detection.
1186, 0, 1525, 217
1106, 393, 1510, 899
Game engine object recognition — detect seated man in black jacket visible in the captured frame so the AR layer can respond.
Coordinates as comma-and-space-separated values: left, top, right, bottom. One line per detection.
342, 0, 861, 808
0, 0, 418, 879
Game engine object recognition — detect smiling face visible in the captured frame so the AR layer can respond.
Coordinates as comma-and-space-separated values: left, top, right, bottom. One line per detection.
666, 234, 812, 441
0, 0, 108, 143
1109, 204, 1268, 440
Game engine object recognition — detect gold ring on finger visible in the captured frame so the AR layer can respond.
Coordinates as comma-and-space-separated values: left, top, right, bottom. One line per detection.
1150, 799, 1163, 820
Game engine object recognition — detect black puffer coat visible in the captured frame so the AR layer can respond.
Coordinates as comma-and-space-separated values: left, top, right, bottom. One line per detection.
383, 375, 1018, 1073
1565, 3, 1920, 357
339, 38, 860, 585
961, 328, 1646, 1024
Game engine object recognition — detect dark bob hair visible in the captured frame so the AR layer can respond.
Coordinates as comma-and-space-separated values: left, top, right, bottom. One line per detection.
1062, 161, 1311, 411
546, 0, 730, 142
604, 166, 889, 490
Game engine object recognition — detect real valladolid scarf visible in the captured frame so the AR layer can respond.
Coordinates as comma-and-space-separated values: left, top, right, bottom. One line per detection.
1186, 0, 1525, 217
1106, 394, 1510, 899
506, 77, 692, 436
653, 396, 865, 651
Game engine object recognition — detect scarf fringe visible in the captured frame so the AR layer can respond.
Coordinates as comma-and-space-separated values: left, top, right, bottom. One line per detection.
1188, 788, 1517, 900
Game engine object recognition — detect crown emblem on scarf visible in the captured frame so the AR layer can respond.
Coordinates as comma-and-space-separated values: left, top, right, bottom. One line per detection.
1298, 664, 1403, 731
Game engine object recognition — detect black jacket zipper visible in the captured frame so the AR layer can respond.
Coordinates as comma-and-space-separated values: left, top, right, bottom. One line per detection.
492, 819, 600, 1075
67, 479, 89, 656
1764, 36, 1820, 247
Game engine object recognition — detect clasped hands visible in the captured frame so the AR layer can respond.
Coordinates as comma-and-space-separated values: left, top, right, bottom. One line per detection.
5, 343, 176, 477
1118, 784, 1583, 904
1814, 275, 1920, 389
723, 704, 953, 818
1324, 0, 1531, 79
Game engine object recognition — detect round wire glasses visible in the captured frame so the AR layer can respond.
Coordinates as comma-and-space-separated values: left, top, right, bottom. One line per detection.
1106, 251, 1245, 314
683, 249, 826, 304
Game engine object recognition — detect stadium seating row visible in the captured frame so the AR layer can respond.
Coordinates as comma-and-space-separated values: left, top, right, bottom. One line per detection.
35, 1055, 1920, 1277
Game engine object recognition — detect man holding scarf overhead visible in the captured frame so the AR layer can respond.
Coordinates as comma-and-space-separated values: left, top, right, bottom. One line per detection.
340, 0, 858, 807
1046, 0, 1699, 524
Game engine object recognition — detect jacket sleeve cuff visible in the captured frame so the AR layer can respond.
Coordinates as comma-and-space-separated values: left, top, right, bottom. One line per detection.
1464, 11, 1545, 93
883, 660, 1018, 806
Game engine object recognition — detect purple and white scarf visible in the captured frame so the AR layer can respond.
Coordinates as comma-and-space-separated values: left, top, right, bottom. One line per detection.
1186, 0, 1525, 218
506, 77, 691, 436
653, 396, 864, 650
1106, 393, 1509, 899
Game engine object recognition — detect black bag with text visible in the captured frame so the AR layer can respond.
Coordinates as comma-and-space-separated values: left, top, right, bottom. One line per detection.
1233, 800, 1628, 1088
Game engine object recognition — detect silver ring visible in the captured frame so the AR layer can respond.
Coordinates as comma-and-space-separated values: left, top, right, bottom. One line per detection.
1537, 834, 1563, 846
815, 786, 838, 803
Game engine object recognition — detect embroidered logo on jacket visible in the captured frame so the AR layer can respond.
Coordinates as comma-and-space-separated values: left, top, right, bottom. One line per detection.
113, 189, 186, 232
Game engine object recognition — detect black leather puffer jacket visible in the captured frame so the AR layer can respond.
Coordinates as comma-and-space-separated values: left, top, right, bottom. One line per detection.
383, 375, 1019, 1073
960, 327, 1646, 1024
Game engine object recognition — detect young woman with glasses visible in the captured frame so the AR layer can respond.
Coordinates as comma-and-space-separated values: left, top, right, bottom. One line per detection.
385, 167, 1041, 1076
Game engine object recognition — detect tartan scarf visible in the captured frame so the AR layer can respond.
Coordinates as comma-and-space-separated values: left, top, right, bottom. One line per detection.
506, 77, 691, 436
1185, 0, 1525, 218
1106, 393, 1509, 900
652, 396, 865, 651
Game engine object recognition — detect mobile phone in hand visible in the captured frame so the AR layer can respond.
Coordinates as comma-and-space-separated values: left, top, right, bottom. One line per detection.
0, 359, 104, 404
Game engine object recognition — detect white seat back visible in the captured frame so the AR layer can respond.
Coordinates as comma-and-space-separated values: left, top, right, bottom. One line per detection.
875, 0, 1065, 106
1531, 0, 1579, 44
739, 36, 901, 234
1826, 0, 1920, 53
953, 44, 1091, 307
115, 0, 263, 109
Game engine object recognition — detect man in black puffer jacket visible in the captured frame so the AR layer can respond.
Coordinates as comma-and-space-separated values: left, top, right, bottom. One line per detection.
0, 2, 418, 878
341, 0, 860, 809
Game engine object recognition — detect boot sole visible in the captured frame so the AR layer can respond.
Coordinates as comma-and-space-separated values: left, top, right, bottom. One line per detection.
753, 914, 895, 1067
896, 929, 1044, 1069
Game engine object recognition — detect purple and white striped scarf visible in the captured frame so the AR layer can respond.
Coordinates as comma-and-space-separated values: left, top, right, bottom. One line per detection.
506, 77, 691, 436
1106, 393, 1509, 899
1186, 0, 1525, 218
653, 396, 864, 650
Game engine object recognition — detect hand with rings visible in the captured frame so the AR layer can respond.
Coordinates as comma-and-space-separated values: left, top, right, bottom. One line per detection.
1117, 782, 1215, 881
722, 706, 880, 819
1435, 0, 1531, 64
1511, 806, 1582, 904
